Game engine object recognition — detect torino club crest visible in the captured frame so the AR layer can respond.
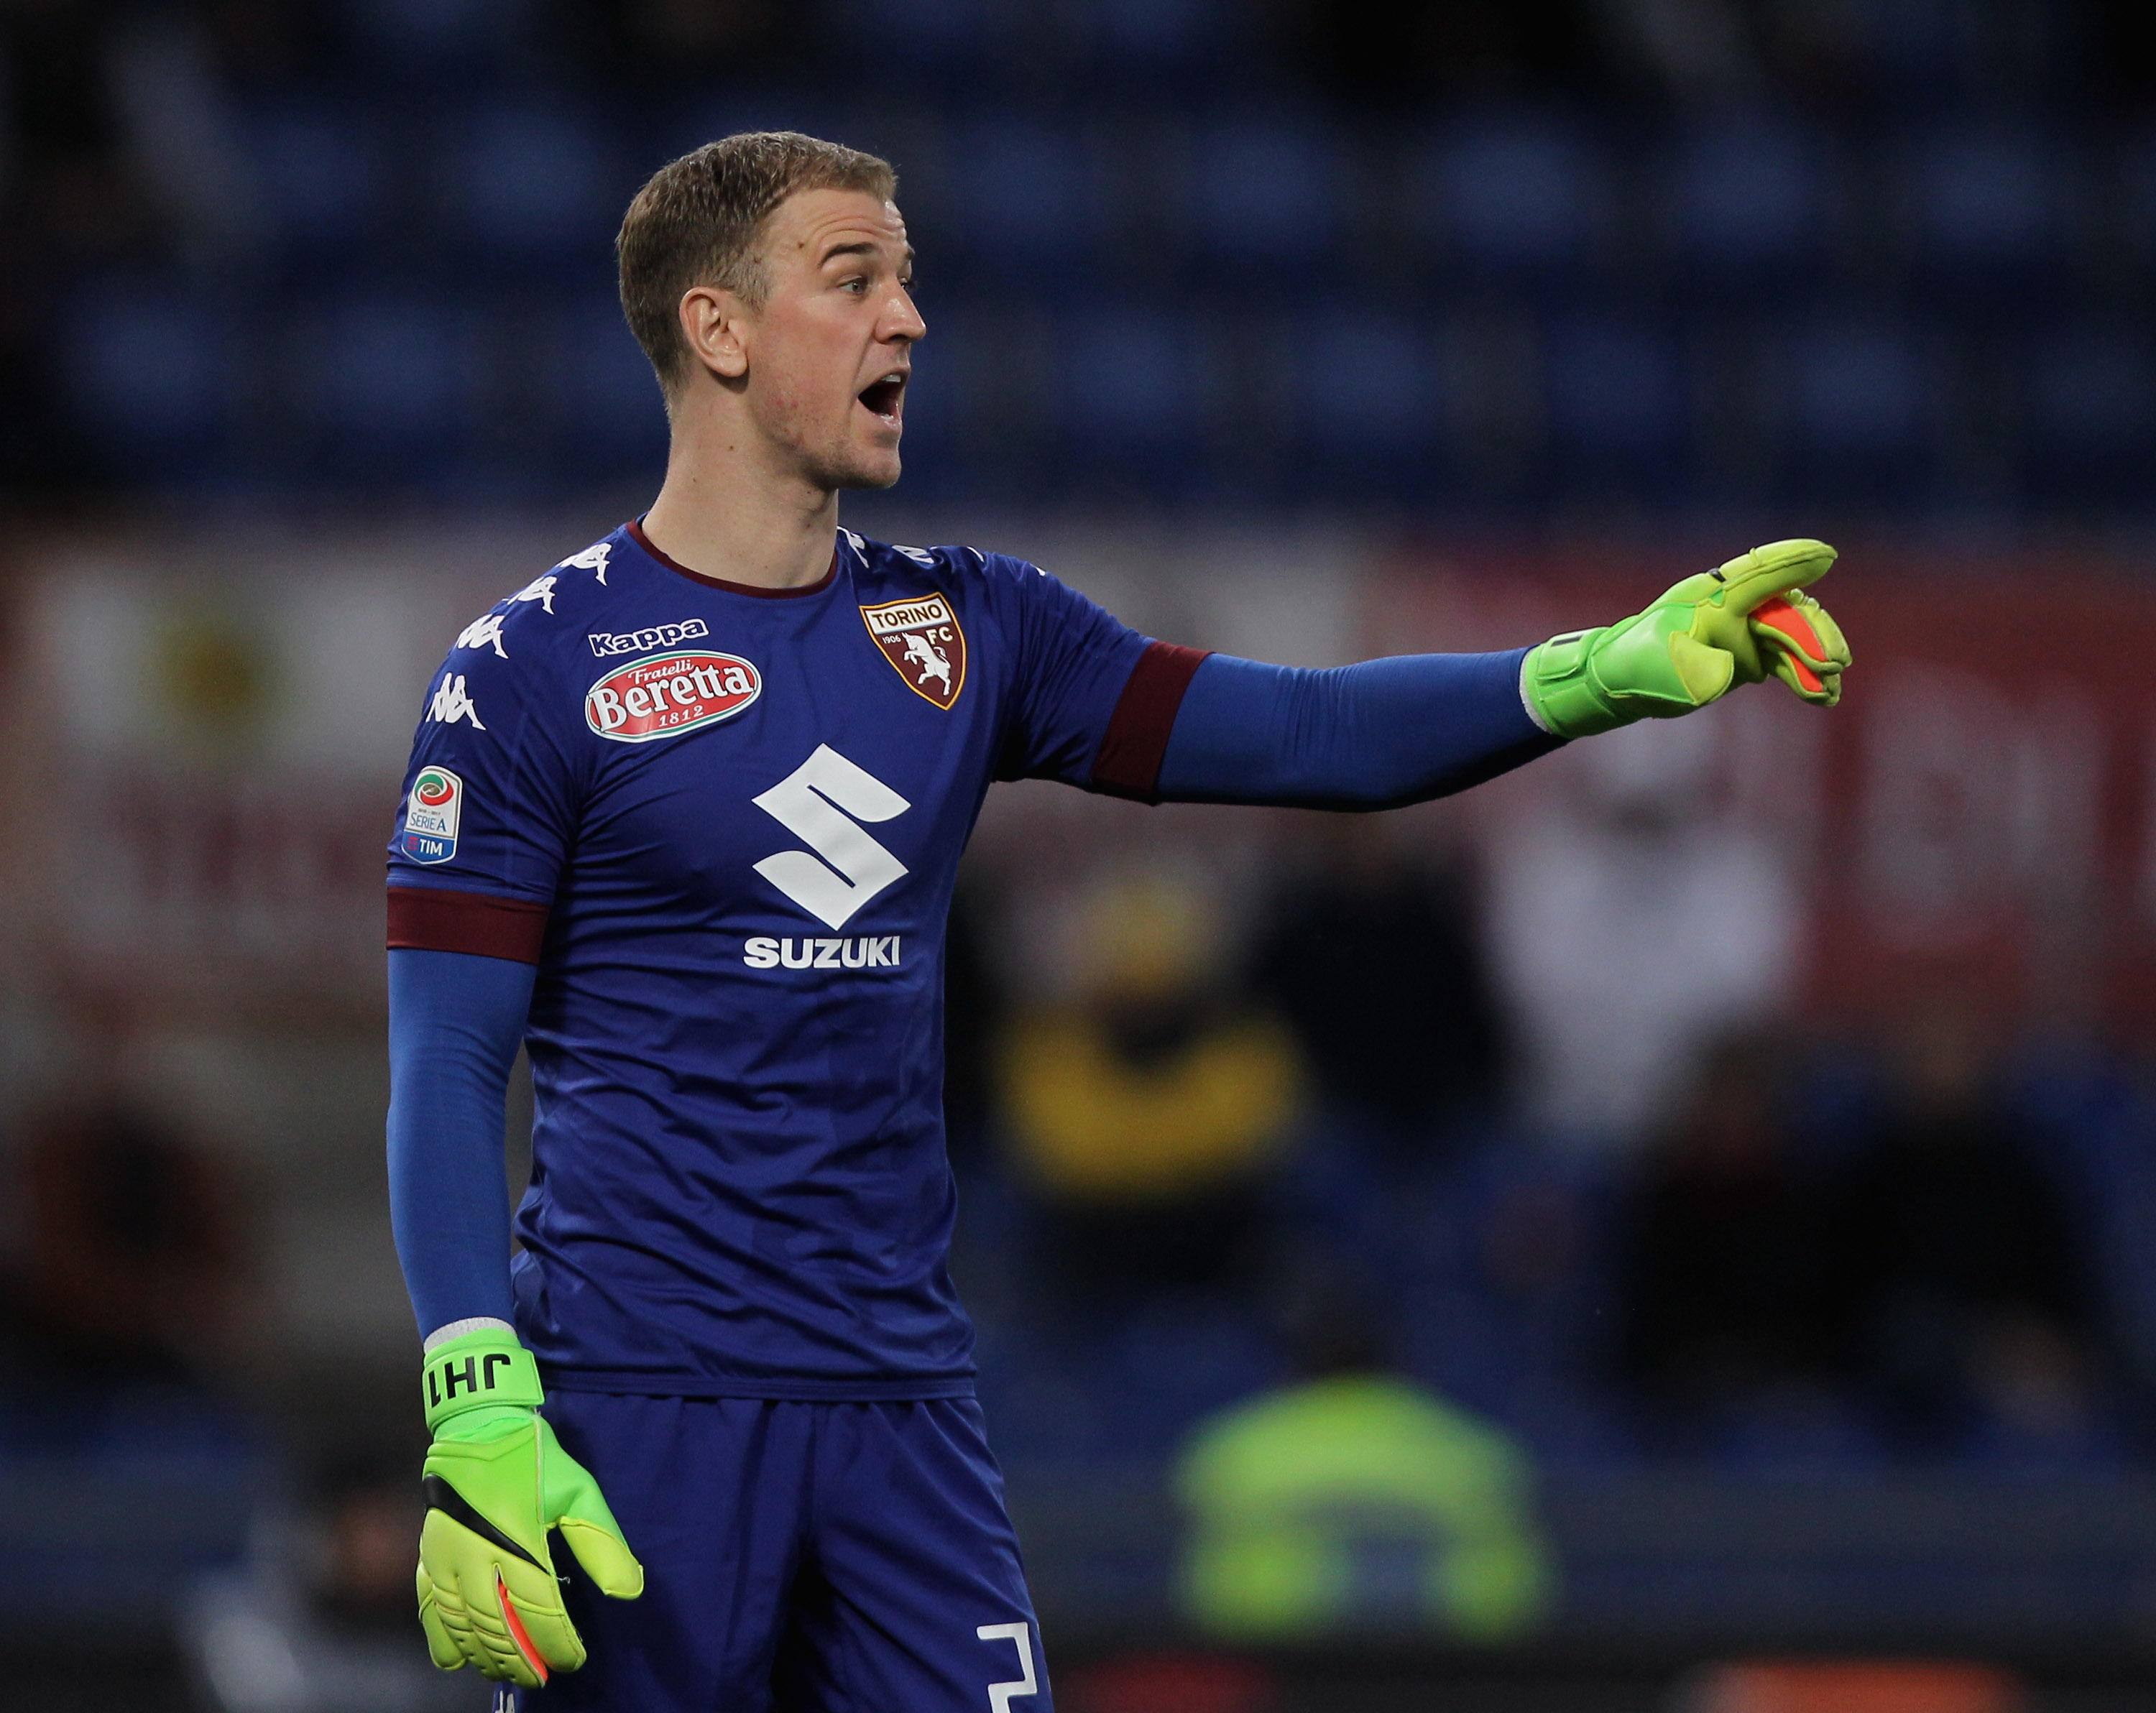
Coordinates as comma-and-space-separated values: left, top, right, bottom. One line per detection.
860, 595, 966, 710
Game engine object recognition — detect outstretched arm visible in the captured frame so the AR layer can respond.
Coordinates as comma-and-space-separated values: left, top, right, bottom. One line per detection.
1157, 647, 1557, 811
1138, 538, 1848, 810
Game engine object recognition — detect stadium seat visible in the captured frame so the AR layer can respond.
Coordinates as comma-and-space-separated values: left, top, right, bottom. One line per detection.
1059, 306, 1204, 478
1895, 123, 2070, 296
239, 103, 392, 259
1182, 116, 1344, 263
438, 103, 619, 264
1663, 114, 1830, 281
1418, 113, 1611, 285
942, 116, 1097, 270
545, 295, 671, 479
1297, 308, 1439, 474
63, 279, 230, 469
289, 293, 478, 475
1542, 316, 1688, 473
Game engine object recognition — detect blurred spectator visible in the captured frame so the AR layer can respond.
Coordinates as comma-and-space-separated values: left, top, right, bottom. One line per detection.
1486, 716, 1799, 1151
1175, 1292, 1549, 1642
183, 1454, 465, 1713
1000, 867, 1302, 1304
1611, 1030, 1830, 1424
0, 1099, 244, 1392
1823, 1007, 2106, 1454
1251, 817, 1506, 1151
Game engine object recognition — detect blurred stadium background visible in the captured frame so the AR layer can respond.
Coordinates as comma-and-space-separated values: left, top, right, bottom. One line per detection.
5, 1, 2156, 1709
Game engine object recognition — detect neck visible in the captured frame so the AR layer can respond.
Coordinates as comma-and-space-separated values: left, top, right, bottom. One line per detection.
641, 395, 839, 591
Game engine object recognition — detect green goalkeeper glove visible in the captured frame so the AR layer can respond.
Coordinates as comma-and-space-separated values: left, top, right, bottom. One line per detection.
1521, 537, 1850, 739
415, 1324, 643, 1688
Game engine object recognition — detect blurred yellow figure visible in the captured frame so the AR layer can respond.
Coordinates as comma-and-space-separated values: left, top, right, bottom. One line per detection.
1176, 1368, 1550, 1643
1001, 867, 1300, 1213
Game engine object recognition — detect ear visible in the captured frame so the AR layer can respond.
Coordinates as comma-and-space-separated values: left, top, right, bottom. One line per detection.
678, 285, 750, 382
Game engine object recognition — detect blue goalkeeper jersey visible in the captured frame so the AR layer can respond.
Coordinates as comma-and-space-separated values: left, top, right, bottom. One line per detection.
387, 522, 1203, 1398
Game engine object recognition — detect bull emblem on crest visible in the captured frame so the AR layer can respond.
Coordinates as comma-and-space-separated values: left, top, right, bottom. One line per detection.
902, 632, 953, 696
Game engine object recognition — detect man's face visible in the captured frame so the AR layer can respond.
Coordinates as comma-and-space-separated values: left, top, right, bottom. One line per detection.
734, 188, 923, 491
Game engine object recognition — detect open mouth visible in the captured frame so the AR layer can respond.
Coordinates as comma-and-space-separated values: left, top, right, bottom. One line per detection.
858, 371, 906, 428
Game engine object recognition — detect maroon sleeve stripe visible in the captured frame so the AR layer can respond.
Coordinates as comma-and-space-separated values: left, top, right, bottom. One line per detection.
387, 887, 549, 963
1090, 641, 1212, 802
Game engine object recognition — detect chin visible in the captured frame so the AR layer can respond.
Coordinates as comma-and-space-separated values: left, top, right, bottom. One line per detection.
813, 443, 903, 492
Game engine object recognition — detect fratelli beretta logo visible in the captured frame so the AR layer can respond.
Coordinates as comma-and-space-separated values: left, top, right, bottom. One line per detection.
402, 767, 464, 864
586, 650, 762, 742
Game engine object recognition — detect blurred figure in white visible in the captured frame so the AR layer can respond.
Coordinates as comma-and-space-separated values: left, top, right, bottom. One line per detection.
183, 1458, 467, 1713
1486, 712, 1800, 1152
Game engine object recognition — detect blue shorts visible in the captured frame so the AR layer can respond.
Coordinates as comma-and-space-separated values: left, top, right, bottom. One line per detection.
515, 1393, 1052, 1713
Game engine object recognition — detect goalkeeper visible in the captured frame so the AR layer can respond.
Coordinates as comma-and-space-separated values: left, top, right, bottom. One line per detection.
390, 110, 1853, 1713
388, 530, 1837, 1707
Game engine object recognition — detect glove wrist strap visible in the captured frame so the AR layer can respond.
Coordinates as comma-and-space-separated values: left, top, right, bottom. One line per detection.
1523, 628, 1620, 740
422, 1325, 544, 1431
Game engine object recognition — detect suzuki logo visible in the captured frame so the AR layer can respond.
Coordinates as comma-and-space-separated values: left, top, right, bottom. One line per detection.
751, 745, 911, 929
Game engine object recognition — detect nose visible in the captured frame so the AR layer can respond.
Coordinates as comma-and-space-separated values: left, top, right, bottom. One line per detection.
887, 286, 926, 343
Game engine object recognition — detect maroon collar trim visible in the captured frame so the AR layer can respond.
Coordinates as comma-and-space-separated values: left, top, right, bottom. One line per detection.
626, 517, 840, 599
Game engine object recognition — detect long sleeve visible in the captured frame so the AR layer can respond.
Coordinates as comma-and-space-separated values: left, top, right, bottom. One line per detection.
1153, 647, 1560, 811
386, 946, 538, 1337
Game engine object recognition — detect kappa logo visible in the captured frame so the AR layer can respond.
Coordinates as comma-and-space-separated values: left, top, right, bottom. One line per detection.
558, 542, 612, 584
860, 594, 966, 711
752, 745, 910, 929
586, 650, 760, 742
400, 767, 464, 864
589, 618, 709, 657
513, 573, 557, 614
428, 673, 486, 730
456, 612, 510, 659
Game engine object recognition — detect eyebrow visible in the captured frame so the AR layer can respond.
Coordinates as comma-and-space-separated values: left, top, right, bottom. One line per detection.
819, 240, 916, 269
